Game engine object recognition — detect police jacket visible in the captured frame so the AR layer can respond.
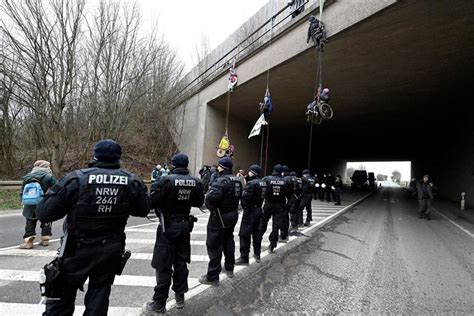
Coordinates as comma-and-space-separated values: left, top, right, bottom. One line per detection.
242, 176, 265, 209
150, 167, 204, 216
282, 174, 294, 199
36, 160, 150, 238
205, 170, 243, 213
326, 175, 335, 187
263, 172, 288, 204
301, 175, 316, 195
292, 177, 303, 198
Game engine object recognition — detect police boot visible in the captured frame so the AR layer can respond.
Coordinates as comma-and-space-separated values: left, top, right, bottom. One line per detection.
235, 257, 249, 266
141, 301, 165, 315
254, 255, 261, 263
19, 236, 35, 249
175, 293, 185, 309
40, 236, 50, 247
198, 275, 219, 286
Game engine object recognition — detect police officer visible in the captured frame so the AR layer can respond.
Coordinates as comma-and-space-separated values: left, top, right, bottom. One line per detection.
236, 164, 265, 265
259, 164, 288, 253
334, 175, 343, 205
314, 173, 321, 201
199, 157, 242, 285
300, 169, 315, 226
36, 139, 150, 315
320, 173, 328, 201
289, 171, 303, 232
326, 172, 336, 202
281, 165, 293, 242
142, 153, 204, 315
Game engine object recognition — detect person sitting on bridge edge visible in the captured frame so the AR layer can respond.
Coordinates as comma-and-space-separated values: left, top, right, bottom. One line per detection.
334, 175, 343, 206
36, 139, 150, 315
236, 164, 265, 266
199, 157, 242, 286
19, 160, 56, 249
416, 174, 435, 220
143, 153, 204, 314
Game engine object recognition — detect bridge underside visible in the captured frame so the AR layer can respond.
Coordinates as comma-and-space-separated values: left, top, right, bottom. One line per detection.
206, 0, 474, 204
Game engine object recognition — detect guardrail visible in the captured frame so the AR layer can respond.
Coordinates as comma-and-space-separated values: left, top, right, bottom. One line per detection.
0, 180, 153, 190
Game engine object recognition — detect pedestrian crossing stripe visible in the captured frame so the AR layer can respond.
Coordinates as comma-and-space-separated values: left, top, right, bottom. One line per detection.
0, 249, 211, 262
0, 303, 140, 316
125, 239, 271, 247
0, 269, 200, 288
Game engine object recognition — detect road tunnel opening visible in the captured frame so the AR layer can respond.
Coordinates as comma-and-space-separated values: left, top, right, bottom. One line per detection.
346, 161, 412, 186
202, 0, 473, 205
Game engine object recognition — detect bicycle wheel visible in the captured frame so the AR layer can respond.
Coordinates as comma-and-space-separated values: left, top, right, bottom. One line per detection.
318, 102, 334, 120
311, 112, 323, 125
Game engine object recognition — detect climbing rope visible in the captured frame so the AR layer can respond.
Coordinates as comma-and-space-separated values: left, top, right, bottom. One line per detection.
307, 0, 326, 170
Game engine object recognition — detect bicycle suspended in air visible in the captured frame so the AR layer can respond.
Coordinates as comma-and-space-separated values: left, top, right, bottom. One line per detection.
306, 87, 333, 124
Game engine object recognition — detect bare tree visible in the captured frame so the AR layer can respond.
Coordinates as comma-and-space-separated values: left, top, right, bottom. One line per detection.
1, 0, 85, 174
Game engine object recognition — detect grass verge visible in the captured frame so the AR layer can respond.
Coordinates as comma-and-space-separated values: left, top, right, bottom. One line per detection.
0, 190, 22, 211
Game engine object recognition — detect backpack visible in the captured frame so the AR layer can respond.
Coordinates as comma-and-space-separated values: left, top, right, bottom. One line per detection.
22, 181, 44, 206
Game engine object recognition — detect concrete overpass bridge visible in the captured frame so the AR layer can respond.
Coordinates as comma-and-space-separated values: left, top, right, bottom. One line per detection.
173, 0, 474, 206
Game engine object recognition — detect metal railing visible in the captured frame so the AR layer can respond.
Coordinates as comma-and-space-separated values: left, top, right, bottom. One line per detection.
170, 0, 312, 107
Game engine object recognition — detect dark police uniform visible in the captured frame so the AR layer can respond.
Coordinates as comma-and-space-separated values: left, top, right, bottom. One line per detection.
36, 140, 150, 316
238, 169, 265, 263
148, 164, 204, 310
281, 171, 294, 239
259, 166, 288, 252
299, 171, 316, 225
334, 176, 343, 205
320, 174, 328, 201
289, 173, 303, 229
203, 165, 242, 282
326, 174, 336, 202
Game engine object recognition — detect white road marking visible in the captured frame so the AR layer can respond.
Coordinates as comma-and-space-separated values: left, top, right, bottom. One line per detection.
126, 239, 270, 247
0, 269, 199, 288
433, 208, 474, 238
0, 249, 211, 262
0, 302, 141, 316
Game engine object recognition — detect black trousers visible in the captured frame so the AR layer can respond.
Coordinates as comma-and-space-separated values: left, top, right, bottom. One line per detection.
151, 220, 191, 306
299, 194, 313, 223
289, 198, 301, 228
43, 237, 123, 316
280, 203, 291, 239
418, 199, 432, 216
24, 218, 52, 238
239, 207, 262, 260
326, 188, 336, 202
335, 188, 342, 204
206, 210, 238, 281
259, 202, 285, 248
317, 188, 325, 201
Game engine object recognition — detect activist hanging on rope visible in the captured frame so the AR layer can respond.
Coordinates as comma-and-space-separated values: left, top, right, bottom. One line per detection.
305, 12, 333, 124
216, 58, 238, 158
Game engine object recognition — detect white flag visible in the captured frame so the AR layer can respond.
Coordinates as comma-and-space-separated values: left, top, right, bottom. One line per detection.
248, 114, 267, 139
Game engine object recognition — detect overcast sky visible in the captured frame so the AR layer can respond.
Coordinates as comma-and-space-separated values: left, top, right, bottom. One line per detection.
123, 0, 269, 70
346, 161, 412, 181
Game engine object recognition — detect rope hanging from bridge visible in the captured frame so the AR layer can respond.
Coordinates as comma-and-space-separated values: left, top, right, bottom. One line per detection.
306, 0, 331, 170
261, 16, 275, 175
216, 57, 238, 158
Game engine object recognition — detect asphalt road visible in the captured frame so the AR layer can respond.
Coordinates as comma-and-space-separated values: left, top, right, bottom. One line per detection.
180, 187, 474, 315
0, 189, 368, 315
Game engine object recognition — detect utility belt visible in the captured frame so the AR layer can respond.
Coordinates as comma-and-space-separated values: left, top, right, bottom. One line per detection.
39, 230, 130, 304
158, 212, 198, 233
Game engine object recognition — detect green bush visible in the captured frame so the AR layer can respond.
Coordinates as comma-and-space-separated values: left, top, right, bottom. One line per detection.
0, 190, 22, 210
